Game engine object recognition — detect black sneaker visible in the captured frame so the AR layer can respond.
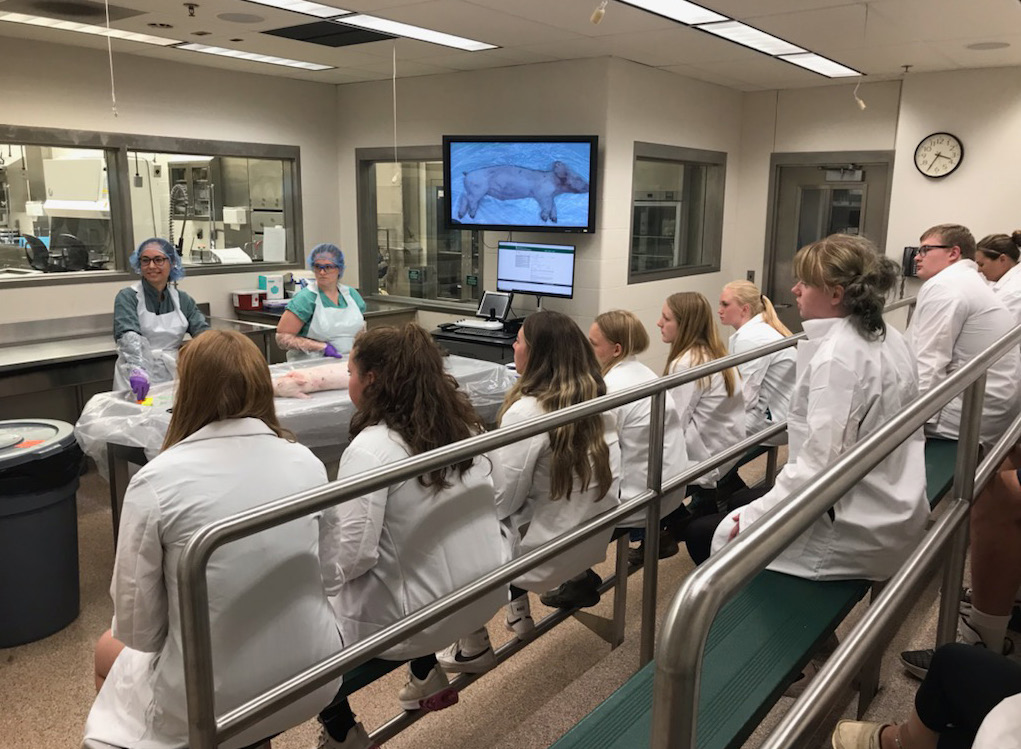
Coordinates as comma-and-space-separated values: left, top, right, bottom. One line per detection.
540, 569, 601, 609
627, 529, 680, 567
900, 634, 1014, 679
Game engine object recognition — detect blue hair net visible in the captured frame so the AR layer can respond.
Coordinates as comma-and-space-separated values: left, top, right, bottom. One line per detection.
307, 243, 345, 274
129, 237, 185, 282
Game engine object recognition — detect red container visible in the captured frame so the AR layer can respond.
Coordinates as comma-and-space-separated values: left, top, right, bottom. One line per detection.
232, 290, 266, 311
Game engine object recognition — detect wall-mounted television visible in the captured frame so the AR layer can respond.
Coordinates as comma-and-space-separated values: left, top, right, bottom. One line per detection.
497, 240, 575, 300
443, 135, 598, 233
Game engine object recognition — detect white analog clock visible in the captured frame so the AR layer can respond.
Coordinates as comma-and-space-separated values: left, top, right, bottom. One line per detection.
914, 132, 963, 178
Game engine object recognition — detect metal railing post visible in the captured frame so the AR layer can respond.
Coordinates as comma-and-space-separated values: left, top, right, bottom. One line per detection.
640, 390, 666, 667
936, 374, 985, 646
179, 545, 218, 749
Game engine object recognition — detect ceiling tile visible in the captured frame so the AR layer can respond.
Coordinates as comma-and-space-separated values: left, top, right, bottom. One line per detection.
463, 0, 680, 38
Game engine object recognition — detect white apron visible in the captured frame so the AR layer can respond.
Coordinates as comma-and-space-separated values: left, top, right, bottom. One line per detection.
113, 282, 188, 391
286, 282, 365, 362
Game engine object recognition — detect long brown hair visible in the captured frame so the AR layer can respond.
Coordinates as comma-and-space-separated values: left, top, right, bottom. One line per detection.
500, 310, 613, 501
723, 280, 792, 336
349, 324, 485, 489
162, 330, 293, 450
662, 292, 738, 396
593, 309, 650, 376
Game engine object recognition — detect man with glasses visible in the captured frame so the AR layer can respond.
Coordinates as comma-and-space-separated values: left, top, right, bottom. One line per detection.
908, 223, 1019, 448
901, 224, 1021, 680
113, 237, 209, 400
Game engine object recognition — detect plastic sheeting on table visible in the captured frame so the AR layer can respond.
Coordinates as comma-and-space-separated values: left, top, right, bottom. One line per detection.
75, 356, 517, 479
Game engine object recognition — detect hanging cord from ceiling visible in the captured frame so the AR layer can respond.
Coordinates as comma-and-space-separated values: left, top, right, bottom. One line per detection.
391, 42, 399, 184
104, 0, 118, 117
852, 4, 868, 111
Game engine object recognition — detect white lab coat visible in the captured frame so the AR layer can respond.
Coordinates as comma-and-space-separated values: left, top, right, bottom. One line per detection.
83, 418, 342, 749
908, 260, 1020, 447
491, 396, 621, 591
319, 425, 507, 661
728, 314, 797, 444
991, 262, 1021, 326
974, 693, 1021, 749
667, 352, 746, 487
711, 317, 930, 581
603, 357, 689, 527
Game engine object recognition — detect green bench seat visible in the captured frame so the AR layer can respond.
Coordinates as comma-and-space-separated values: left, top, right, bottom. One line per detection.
549, 438, 958, 749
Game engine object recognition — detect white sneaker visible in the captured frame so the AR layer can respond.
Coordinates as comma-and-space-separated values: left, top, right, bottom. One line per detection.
437, 628, 497, 674
397, 665, 459, 712
505, 596, 536, 639
315, 721, 376, 749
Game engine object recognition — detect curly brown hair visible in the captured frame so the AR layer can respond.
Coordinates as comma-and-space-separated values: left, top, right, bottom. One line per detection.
349, 324, 485, 489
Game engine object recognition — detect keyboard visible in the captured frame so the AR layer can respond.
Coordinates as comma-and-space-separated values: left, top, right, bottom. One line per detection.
456, 318, 504, 330
457, 327, 514, 338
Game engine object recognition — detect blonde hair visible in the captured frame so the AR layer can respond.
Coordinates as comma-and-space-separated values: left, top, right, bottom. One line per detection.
162, 330, 293, 450
723, 280, 792, 336
593, 309, 650, 375
793, 234, 899, 341
662, 292, 737, 397
499, 311, 613, 502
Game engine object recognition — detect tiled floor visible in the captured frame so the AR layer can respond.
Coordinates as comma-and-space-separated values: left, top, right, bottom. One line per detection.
0, 458, 966, 749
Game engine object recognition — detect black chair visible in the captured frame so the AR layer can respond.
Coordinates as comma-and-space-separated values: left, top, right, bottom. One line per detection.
51, 233, 89, 272
22, 235, 49, 271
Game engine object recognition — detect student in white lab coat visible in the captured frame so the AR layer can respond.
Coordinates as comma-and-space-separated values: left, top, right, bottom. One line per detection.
909, 224, 1020, 448
718, 281, 797, 443
580, 310, 689, 568
658, 292, 745, 516
83, 330, 342, 749
316, 324, 506, 748
487, 310, 620, 635
975, 231, 1021, 324
687, 234, 929, 583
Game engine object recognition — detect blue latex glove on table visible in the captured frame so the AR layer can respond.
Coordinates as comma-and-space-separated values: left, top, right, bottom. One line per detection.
323, 343, 343, 359
129, 369, 150, 401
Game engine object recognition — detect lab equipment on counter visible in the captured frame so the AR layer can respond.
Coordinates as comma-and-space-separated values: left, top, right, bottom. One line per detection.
0, 419, 83, 647
74, 356, 517, 480
233, 289, 267, 311
259, 273, 284, 299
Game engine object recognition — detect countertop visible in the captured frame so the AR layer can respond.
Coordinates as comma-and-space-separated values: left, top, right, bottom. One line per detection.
0, 317, 274, 374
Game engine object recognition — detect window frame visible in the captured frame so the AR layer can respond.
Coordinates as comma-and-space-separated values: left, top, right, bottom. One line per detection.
0, 123, 303, 288
627, 141, 727, 284
355, 145, 481, 314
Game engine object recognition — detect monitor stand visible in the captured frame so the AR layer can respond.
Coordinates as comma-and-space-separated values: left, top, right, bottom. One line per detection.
535, 295, 544, 311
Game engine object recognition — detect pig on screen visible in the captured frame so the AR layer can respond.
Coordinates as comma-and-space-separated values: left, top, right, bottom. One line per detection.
457, 161, 589, 224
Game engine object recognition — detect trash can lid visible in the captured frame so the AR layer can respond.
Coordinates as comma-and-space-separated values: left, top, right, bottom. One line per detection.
0, 419, 77, 470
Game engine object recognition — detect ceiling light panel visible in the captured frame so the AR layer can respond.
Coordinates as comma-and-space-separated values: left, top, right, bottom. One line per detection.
617, 0, 727, 26
0, 11, 181, 46
335, 15, 497, 51
243, 0, 350, 19
697, 20, 805, 56
176, 42, 334, 70
779, 52, 861, 78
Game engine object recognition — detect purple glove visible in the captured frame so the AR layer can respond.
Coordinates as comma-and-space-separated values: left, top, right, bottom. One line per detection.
129, 369, 150, 401
323, 343, 343, 359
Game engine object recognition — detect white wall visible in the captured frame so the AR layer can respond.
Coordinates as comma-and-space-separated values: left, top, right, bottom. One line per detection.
0, 36, 340, 323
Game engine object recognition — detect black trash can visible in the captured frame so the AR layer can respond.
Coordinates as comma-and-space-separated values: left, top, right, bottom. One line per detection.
0, 419, 83, 648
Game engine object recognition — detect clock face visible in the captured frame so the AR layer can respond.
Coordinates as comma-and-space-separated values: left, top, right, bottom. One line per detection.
914, 132, 963, 178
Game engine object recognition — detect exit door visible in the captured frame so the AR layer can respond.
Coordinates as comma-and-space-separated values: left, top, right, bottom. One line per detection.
765, 156, 892, 332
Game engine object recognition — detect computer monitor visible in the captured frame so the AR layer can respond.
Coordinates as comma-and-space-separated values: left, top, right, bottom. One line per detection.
496, 240, 575, 300
475, 291, 513, 321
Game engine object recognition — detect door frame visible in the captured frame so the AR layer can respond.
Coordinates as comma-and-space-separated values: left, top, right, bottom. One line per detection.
762, 150, 895, 302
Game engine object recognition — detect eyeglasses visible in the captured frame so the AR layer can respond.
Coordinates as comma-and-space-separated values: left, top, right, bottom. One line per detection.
916, 244, 953, 258
140, 256, 168, 267
313, 263, 339, 272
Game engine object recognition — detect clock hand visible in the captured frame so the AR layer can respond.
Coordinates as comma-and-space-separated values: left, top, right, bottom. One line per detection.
932, 152, 949, 163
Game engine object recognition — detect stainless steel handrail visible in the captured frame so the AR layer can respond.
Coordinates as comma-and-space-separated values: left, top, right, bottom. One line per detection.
757, 409, 1021, 749
177, 332, 801, 748
650, 321, 1021, 748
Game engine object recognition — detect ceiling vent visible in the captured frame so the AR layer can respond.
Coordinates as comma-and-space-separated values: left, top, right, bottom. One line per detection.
5, 0, 144, 22
263, 21, 393, 48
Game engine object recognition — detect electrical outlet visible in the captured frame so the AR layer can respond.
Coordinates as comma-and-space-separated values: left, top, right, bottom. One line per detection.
153, 165, 162, 178
746, 270, 755, 282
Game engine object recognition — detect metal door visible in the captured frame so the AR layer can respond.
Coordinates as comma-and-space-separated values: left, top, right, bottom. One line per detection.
766, 158, 891, 332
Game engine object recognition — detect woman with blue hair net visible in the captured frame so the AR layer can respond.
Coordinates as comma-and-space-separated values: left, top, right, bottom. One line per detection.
276, 243, 366, 361
112, 238, 209, 400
